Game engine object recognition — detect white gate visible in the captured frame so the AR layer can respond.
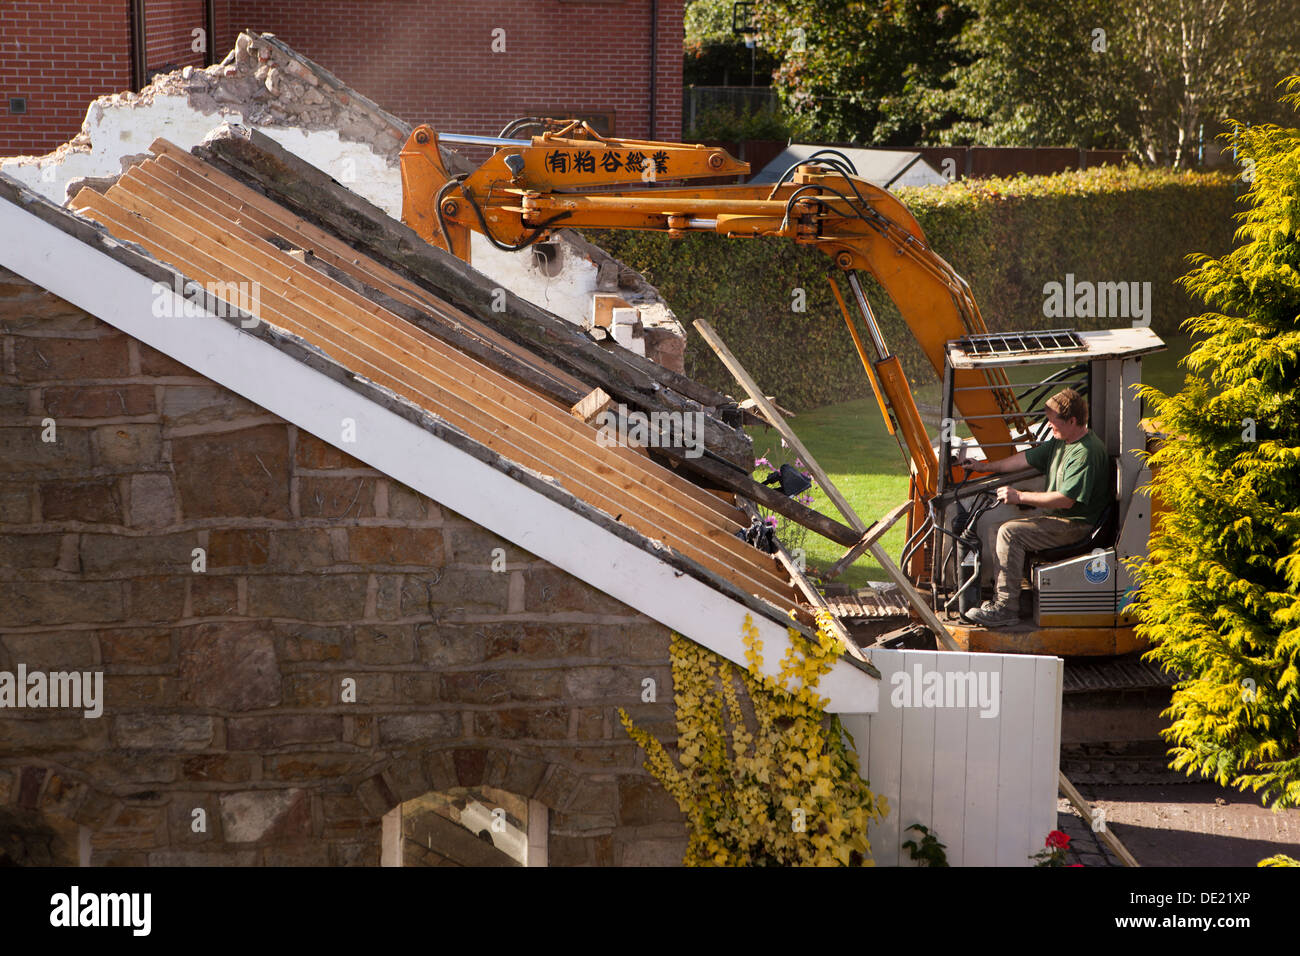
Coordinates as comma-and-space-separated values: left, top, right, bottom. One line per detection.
841, 647, 1063, 867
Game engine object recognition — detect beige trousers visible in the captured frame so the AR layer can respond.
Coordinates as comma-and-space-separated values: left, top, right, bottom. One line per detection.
993, 513, 1091, 609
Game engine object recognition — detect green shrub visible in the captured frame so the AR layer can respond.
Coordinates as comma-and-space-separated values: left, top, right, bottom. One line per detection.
686, 104, 797, 143
592, 166, 1237, 410
1130, 83, 1300, 810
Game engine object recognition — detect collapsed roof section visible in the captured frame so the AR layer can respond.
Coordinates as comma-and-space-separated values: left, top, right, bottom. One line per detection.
0, 125, 881, 709
0, 31, 686, 370
0, 32, 416, 206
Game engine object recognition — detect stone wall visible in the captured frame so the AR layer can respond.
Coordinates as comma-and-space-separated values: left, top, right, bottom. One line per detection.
0, 267, 687, 866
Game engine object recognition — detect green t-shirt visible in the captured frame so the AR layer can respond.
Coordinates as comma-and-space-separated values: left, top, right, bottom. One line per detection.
1023, 431, 1110, 524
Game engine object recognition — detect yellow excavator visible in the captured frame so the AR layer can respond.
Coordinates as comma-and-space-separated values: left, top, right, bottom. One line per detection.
398, 119, 1165, 657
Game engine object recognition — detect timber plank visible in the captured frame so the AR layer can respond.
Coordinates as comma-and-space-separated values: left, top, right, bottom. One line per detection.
150, 137, 863, 549
144, 138, 863, 548
187, 126, 756, 464
75, 187, 796, 607
118, 163, 749, 537
136, 153, 743, 524
91, 181, 784, 595
824, 500, 913, 580
78, 191, 796, 608
149, 144, 586, 396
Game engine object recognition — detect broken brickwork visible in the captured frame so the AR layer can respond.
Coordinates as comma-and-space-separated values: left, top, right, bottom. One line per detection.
3, 30, 687, 375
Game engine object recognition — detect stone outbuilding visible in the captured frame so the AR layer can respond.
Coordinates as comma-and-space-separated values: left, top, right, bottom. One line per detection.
0, 126, 878, 866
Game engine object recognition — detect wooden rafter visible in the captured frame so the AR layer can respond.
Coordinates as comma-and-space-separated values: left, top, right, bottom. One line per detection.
71, 152, 807, 611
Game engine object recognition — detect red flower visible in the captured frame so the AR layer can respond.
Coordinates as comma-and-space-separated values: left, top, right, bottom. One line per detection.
1045, 830, 1070, 849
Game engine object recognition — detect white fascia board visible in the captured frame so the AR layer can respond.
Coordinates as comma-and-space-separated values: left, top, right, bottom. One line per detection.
0, 197, 878, 714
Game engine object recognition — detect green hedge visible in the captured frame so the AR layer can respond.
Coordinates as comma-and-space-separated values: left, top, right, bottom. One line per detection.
591, 166, 1239, 410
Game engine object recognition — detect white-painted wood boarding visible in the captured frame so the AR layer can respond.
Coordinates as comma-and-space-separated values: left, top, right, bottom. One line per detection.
841, 647, 1062, 867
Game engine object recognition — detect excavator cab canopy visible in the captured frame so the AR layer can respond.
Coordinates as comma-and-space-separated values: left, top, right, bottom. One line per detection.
934, 326, 1166, 656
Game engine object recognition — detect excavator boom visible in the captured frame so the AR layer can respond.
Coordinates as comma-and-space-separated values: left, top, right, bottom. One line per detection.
399, 119, 1164, 660
399, 121, 1022, 505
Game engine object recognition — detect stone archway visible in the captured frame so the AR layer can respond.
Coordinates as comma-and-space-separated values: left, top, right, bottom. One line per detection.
384, 784, 542, 867
0, 764, 119, 866
356, 745, 605, 868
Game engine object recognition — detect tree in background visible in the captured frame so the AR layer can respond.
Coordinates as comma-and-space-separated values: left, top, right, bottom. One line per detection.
938, 0, 1300, 163
751, 0, 971, 146
683, 0, 790, 140
1132, 78, 1300, 812
684, 0, 779, 88
719, 0, 1300, 163
939, 0, 1135, 149
1118, 0, 1300, 166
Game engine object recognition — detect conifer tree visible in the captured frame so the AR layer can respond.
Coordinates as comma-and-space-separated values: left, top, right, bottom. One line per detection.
1133, 77, 1300, 811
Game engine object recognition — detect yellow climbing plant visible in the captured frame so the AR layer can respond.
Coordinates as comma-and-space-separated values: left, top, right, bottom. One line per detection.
619, 612, 888, 866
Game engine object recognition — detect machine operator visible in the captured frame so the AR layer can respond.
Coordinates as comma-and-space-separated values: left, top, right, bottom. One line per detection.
957, 387, 1110, 628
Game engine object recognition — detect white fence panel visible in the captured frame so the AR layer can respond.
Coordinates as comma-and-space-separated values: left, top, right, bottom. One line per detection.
861, 652, 906, 864
1028, 656, 1066, 849
928, 652, 971, 867
896, 657, 938, 868
994, 655, 1038, 865
841, 647, 1061, 867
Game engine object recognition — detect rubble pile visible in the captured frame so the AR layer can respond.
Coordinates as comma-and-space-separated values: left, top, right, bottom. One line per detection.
2, 31, 685, 370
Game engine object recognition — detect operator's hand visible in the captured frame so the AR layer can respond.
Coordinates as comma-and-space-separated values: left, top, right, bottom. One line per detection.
996, 485, 1021, 506
956, 445, 988, 475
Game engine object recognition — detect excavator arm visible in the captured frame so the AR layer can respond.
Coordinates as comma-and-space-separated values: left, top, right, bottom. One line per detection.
399, 121, 1021, 507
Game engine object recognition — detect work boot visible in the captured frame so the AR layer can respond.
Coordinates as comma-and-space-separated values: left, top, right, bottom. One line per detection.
964, 600, 1019, 628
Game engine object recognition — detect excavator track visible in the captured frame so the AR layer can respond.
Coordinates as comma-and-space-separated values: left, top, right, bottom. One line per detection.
1060, 653, 1188, 784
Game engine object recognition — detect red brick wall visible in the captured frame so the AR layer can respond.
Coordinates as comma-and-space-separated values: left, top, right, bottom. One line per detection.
1, 0, 681, 160
212, 0, 232, 58
224, 0, 682, 139
144, 0, 207, 74
0, 0, 133, 156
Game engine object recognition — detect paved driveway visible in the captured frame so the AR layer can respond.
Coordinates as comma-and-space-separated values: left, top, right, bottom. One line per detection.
1057, 782, 1300, 867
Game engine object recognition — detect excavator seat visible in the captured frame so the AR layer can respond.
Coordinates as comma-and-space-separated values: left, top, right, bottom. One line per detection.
1025, 457, 1120, 570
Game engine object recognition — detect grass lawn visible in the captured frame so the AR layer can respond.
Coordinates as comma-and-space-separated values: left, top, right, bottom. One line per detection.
746, 333, 1195, 588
